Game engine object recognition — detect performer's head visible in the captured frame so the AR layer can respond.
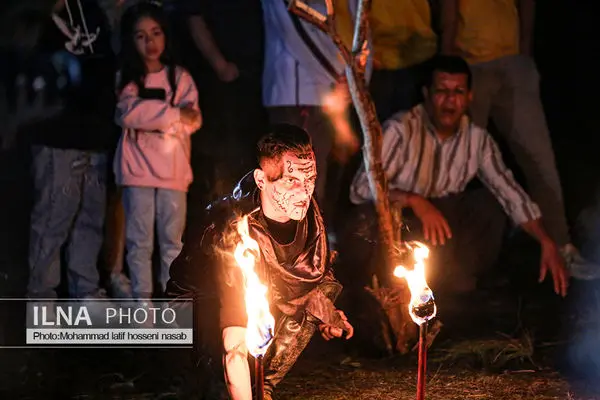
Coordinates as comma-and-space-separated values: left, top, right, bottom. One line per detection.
254, 124, 317, 222
423, 55, 473, 136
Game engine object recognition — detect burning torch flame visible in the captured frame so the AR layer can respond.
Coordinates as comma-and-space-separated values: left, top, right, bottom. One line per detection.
393, 241, 437, 326
234, 215, 275, 357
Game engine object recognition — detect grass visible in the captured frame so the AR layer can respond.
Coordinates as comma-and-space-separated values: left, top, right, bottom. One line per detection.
276, 357, 572, 400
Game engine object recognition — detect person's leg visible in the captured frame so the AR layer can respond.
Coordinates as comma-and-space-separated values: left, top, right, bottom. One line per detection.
263, 314, 317, 396
390, 61, 429, 114
468, 60, 500, 129
155, 188, 187, 295
104, 184, 130, 297
65, 152, 107, 298
27, 146, 83, 298
122, 186, 156, 298
490, 54, 570, 246
426, 188, 506, 295
369, 69, 397, 122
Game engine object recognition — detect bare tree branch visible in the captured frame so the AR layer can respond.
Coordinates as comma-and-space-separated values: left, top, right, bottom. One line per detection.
325, 0, 335, 19
289, 0, 397, 269
287, 1, 328, 31
288, 0, 413, 353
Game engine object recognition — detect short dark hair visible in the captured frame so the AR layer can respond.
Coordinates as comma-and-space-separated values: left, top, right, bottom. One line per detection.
257, 124, 314, 180
424, 55, 472, 89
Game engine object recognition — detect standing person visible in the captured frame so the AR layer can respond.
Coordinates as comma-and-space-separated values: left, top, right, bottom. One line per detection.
368, 0, 438, 121
439, 0, 583, 262
26, 0, 118, 299
114, 1, 201, 299
260, 0, 370, 222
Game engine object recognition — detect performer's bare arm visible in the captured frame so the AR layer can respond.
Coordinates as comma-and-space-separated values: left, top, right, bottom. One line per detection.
222, 326, 252, 400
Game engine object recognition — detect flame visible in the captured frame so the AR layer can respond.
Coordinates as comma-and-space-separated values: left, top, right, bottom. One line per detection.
393, 241, 437, 325
234, 215, 275, 357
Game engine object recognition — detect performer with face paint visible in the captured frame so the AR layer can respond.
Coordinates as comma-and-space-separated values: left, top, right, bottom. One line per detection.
167, 124, 354, 400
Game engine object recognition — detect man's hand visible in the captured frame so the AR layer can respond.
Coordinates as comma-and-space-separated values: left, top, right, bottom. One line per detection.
319, 310, 354, 341
215, 60, 239, 83
323, 77, 352, 115
539, 239, 569, 297
409, 195, 452, 246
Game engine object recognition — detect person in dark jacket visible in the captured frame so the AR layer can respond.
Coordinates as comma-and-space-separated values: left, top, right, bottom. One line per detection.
25, 0, 118, 299
167, 124, 353, 400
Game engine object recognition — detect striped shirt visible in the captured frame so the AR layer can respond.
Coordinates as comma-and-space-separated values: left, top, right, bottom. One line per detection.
350, 105, 541, 225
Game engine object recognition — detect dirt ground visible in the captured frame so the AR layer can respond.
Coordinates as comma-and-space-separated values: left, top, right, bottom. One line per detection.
1, 276, 599, 400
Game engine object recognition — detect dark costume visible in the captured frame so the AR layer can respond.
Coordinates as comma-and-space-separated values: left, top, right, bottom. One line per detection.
167, 172, 346, 394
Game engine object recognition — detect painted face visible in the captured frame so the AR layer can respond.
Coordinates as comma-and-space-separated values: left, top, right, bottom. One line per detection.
425, 71, 472, 134
133, 16, 165, 64
255, 151, 317, 222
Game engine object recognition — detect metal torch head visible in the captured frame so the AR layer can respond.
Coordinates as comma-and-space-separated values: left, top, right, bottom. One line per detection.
248, 323, 275, 358
409, 287, 437, 326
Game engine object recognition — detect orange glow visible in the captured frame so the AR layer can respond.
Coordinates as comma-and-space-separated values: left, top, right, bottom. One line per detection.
234, 215, 275, 357
322, 84, 359, 162
393, 241, 437, 325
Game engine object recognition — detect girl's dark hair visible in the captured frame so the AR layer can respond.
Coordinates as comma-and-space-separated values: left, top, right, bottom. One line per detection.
118, 1, 177, 104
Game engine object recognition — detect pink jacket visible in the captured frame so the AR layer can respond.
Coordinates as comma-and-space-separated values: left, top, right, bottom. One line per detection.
114, 67, 200, 192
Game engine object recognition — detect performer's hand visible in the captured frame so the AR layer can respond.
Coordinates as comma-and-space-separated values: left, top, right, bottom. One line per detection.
319, 310, 354, 341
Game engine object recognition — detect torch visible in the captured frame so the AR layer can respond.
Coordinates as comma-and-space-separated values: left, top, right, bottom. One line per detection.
234, 215, 275, 400
394, 241, 437, 400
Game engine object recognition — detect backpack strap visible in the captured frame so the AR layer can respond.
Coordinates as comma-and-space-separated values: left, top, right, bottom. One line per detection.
167, 65, 178, 106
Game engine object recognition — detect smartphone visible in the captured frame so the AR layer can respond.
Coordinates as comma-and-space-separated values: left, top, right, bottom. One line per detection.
138, 87, 166, 101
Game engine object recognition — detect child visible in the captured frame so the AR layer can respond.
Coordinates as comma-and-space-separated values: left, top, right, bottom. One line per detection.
114, 1, 201, 299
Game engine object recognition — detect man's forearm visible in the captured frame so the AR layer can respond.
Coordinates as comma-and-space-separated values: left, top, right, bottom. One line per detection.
518, 0, 535, 55
188, 15, 228, 72
390, 189, 420, 208
440, 0, 459, 54
520, 218, 553, 246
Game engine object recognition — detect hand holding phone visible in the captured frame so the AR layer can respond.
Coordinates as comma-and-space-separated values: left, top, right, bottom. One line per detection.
179, 105, 201, 129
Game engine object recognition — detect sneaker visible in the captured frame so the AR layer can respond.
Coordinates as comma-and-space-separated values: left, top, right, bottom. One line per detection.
82, 289, 116, 320
110, 273, 132, 298
561, 244, 600, 280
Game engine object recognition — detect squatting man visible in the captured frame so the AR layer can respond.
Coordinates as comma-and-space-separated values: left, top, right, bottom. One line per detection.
168, 125, 354, 400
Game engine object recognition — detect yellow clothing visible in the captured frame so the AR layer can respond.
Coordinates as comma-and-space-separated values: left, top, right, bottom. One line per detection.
456, 0, 520, 64
334, 0, 355, 51
369, 0, 437, 70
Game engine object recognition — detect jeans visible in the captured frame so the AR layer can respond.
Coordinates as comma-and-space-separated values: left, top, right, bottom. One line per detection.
369, 60, 430, 122
102, 183, 131, 297
122, 186, 187, 298
28, 146, 107, 298
469, 54, 569, 246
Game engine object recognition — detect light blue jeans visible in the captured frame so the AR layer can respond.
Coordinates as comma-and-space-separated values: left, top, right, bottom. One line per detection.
28, 146, 107, 298
122, 186, 186, 298
469, 54, 570, 246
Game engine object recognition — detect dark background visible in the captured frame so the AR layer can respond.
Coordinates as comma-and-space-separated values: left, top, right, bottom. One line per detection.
1, 0, 599, 397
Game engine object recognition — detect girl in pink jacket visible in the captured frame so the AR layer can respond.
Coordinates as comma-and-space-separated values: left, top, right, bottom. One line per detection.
114, 2, 201, 299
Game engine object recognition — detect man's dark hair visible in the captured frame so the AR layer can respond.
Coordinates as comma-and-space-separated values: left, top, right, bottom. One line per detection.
257, 124, 313, 180
424, 55, 472, 89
